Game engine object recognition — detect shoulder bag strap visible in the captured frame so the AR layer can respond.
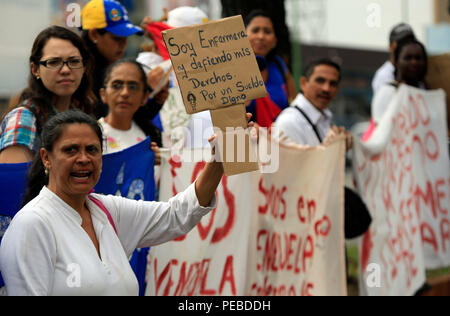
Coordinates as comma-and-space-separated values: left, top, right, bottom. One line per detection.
88, 196, 118, 235
294, 106, 323, 143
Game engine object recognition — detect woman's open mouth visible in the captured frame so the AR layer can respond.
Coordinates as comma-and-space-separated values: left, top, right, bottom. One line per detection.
70, 171, 93, 182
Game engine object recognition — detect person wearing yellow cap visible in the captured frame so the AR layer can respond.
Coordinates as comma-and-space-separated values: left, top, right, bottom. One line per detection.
81, 0, 142, 65
81, 0, 168, 120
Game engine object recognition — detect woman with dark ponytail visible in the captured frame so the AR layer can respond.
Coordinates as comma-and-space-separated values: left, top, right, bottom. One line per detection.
21, 110, 103, 207
21, 154, 49, 208
0, 109, 229, 296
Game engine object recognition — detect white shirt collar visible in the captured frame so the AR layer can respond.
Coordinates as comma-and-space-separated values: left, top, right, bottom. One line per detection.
40, 186, 109, 227
292, 94, 333, 125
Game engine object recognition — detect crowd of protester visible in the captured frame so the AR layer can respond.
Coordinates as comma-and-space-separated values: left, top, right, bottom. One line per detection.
0, 0, 441, 296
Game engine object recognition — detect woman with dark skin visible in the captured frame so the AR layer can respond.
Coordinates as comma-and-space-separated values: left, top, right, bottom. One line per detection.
371, 38, 428, 124
394, 39, 427, 88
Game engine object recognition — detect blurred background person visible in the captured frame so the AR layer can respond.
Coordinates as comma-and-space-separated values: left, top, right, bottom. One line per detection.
99, 58, 162, 295
274, 58, 343, 146
245, 10, 297, 128
371, 23, 416, 94
371, 37, 428, 124
80, 0, 169, 120
274, 58, 371, 284
99, 59, 162, 154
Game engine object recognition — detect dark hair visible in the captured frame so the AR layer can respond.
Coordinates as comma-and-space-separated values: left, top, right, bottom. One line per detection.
22, 110, 103, 206
393, 37, 428, 83
81, 29, 110, 75
103, 58, 149, 91
245, 10, 278, 60
81, 29, 118, 119
302, 58, 342, 82
81, 29, 109, 68
7, 26, 96, 131
245, 9, 273, 27
102, 59, 162, 146
389, 23, 415, 44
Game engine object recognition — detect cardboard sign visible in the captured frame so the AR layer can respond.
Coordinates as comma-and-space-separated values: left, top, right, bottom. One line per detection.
426, 53, 450, 135
210, 104, 259, 176
162, 15, 267, 114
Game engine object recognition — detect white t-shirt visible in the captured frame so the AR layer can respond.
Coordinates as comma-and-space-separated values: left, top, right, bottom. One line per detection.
99, 118, 146, 154
273, 94, 333, 146
372, 61, 395, 93
0, 184, 215, 296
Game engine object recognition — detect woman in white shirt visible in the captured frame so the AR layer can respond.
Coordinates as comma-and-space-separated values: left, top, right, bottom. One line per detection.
0, 110, 225, 296
98, 59, 162, 166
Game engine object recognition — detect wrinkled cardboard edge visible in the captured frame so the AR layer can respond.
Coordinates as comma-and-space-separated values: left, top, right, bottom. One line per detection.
210, 104, 259, 176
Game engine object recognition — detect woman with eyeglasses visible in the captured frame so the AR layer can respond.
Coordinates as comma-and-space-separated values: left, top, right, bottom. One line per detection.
0, 26, 95, 164
99, 59, 162, 163
80, 0, 169, 120
97, 59, 162, 296
98, 59, 161, 230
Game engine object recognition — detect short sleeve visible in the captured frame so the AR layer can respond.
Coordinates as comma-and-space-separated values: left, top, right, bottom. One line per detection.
0, 107, 38, 153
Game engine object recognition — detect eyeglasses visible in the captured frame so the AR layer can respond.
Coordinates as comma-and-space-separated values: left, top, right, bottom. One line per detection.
39, 58, 84, 70
108, 81, 142, 93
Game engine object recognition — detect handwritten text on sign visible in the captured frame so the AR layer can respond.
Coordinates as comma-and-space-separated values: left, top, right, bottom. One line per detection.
162, 16, 267, 113
354, 86, 450, 296
147, 157, 249, 296
146, 140, 347, 296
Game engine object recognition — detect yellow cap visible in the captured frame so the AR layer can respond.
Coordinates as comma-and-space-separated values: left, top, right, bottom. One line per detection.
81, 0, 107, 30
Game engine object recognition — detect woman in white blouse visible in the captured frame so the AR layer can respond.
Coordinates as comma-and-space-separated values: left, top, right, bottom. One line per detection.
0, 110, 234, 296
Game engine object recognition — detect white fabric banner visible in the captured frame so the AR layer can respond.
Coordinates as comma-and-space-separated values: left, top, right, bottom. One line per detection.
353, 85, 450, 296
145, 137, 347, 296
159, 87, 191, 147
